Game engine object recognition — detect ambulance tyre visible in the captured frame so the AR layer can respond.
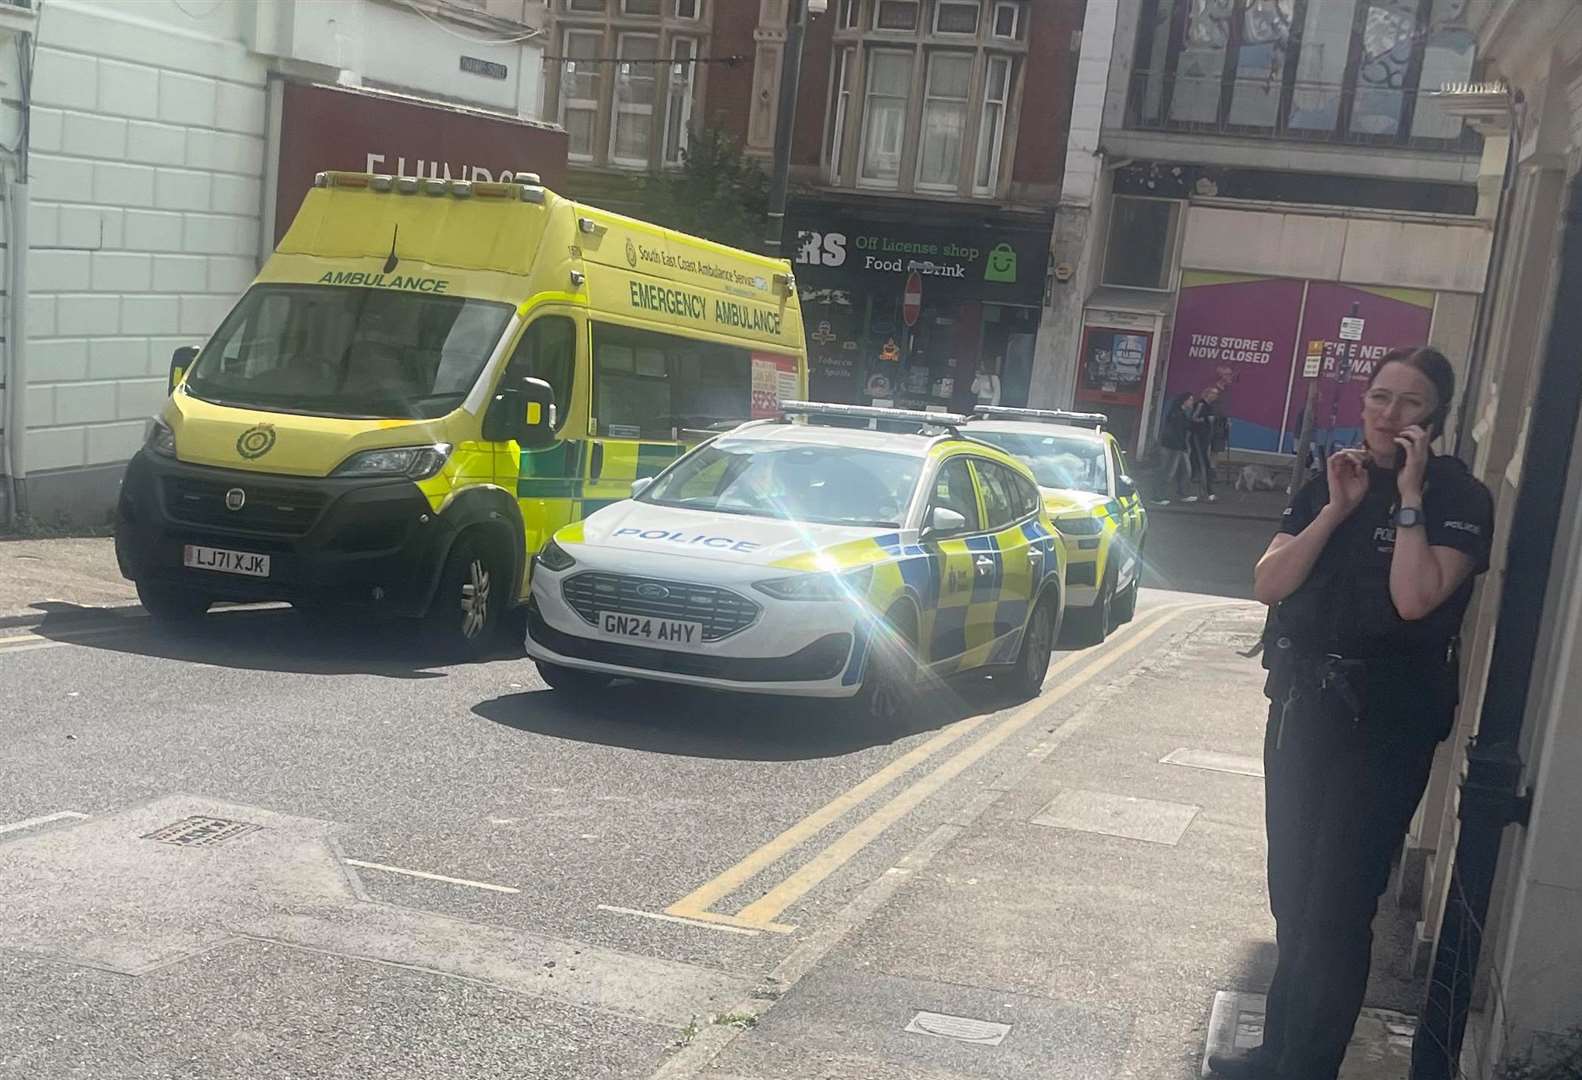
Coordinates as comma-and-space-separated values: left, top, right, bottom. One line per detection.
427, 531, 504, 660
137, 581, 211, 623
1006, 589, 1061, 700
852, 603, 921, 725
536, 660, 611, 693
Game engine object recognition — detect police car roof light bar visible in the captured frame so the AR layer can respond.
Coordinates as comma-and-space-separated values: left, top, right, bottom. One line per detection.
971, 406, 1109, 430
779, 400, 969, 433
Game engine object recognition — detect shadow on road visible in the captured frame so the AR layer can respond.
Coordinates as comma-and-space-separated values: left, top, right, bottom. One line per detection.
20, 603, 479, 680
471, 660, 1051, 762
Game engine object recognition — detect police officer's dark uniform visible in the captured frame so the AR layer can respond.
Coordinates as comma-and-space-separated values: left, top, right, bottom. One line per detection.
1252, 454, 1492, 1079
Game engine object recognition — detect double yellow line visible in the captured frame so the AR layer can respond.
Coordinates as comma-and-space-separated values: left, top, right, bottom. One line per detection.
0, 623, 142, 655
666, 601, 1212, 933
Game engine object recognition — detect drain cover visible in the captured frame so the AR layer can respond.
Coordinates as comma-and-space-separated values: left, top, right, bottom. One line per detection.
904, 1011, 1012, 1045
141, 816, 262, 847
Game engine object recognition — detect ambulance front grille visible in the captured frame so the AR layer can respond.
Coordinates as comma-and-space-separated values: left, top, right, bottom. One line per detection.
561, 572, 761, 642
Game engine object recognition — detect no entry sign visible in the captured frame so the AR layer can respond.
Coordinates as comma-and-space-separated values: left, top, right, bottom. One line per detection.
903, 271, 923, 327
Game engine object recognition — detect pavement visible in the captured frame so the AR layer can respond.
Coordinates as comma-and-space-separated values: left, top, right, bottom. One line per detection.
0, 521, 1422, 1079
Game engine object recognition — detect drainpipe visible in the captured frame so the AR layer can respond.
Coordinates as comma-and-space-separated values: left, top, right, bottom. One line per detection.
5, 175, 29, 525
1409, 172, 1582, 1078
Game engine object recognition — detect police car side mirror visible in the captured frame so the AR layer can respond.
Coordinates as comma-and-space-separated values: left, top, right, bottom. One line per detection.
169, 345, 198, 395
630, 477, 654, 499
1117, 475, 1137, 499
923, 506, 968, 539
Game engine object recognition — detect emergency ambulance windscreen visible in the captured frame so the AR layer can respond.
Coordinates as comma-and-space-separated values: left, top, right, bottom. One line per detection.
968, 432, 1109, 495
185, 285, 513, 420
639, 440, 921, 528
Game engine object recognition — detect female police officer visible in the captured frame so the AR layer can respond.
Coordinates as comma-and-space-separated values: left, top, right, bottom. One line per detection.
1210, 348, 1494, 1080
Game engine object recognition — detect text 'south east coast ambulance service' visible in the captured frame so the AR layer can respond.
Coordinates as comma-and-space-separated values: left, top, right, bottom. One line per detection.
113, 171, 806, 656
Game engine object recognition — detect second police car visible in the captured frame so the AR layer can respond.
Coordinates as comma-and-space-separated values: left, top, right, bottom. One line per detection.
524, 403, 1067, 719
963, 407, 1147, 644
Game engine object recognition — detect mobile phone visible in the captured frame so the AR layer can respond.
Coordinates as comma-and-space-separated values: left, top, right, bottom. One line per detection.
1394, 444, 1408, 470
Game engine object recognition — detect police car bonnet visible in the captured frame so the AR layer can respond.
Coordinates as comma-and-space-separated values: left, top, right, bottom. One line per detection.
578, 501, 896, 565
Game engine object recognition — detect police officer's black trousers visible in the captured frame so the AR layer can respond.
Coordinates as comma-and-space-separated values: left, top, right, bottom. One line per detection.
1259, 695, 1438, 1080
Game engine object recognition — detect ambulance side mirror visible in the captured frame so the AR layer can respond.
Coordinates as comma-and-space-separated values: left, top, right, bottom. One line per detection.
923, 506, 967, 540
485, 376, 557, 450
169, 346, 198, 395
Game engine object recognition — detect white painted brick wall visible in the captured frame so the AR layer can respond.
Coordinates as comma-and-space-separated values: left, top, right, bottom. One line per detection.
25, 0, 269, 480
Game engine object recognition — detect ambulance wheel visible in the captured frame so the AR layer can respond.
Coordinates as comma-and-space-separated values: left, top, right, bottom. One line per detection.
1075, 567, 1114, 646
137, 581, 211, 622
852, 604, 921, 725
427, 532, 502, 660
1006, 590, 1061, 700
536, 660, 611, 693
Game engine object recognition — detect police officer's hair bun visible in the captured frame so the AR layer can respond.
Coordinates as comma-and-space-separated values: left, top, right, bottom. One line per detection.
1375, 346, 1455, 436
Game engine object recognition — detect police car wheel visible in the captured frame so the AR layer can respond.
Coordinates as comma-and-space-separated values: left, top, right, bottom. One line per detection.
536, 660, 611, 693
136, 581, 211, 622
853, 605, 920, 724
1006, 591, 1060, 700
428, 533, 503, 658
1075, 568, 1114, 646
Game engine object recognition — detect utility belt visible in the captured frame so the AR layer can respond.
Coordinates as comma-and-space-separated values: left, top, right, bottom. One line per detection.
1263, 632, 1461, 741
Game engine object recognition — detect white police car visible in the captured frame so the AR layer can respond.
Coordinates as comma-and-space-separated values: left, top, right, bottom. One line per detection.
524, 403, 1068, 719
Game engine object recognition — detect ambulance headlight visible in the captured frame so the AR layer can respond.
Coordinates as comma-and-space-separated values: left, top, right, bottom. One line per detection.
146, 418, 177, 459
536, 538, 576, 572
1053, 515, 1103, 537
754, 564, 873, 602
332, 444, 452, 480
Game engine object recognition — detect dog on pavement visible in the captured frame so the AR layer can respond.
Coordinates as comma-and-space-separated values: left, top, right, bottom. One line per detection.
1235, 464, 1281, 492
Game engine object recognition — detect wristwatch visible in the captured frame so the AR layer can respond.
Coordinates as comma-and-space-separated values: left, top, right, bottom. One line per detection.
1393, 506, 1425, 528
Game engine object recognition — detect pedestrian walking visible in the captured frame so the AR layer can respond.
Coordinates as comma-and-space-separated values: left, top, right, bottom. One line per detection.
1184, 386, 1220, 503
1155, 392, 1195, 504
1215, 347, 1494, 1080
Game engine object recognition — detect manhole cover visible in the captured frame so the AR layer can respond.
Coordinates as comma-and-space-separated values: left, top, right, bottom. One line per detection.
141, 816, 262, 847
904, 1011, 1012, 1045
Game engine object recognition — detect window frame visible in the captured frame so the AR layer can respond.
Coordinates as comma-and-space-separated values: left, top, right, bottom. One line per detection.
662, 36, 698, 166
503, 315, 579, 434
672, 0, 700, 18
620, 0, 661, 15
825, 47, 855, 181
924, 455, 984, 536
1100, 195, 1182, 292
559, 28, 605, 163
872, 0, 921, 32
607, 31, 661, 169
990, 1, 1023, 39
973, 53, 1013, 196
838, 0, 861, 29
856, 48, 916, 191
914, 49, 975, 193
566, 0, 606, 11
932, 0, 981, 36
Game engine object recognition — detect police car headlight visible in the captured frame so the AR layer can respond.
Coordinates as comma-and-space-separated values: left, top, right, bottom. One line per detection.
1053, 515, 1103, 537
536, 538, 576, 572
754, 564, 873, 602
332, 444, 452, 480
146, 418, 177, 459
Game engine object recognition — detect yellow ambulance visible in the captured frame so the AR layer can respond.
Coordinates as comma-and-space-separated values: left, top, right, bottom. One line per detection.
114, 171, 807, 656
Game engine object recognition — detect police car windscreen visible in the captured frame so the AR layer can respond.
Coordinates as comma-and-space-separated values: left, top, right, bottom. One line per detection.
640, 440, 921, 529
185, 284, 513, 420
969, 431, 1108, 494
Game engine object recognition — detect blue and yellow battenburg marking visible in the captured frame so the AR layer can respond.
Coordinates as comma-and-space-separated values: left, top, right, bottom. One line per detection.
768, 513, 1064, 687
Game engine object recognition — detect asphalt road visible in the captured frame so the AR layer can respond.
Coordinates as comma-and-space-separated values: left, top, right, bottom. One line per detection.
0, 520, 1272, 1080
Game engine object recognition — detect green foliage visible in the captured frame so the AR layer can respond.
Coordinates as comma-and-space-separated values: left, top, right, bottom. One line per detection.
641, 127, 772, 253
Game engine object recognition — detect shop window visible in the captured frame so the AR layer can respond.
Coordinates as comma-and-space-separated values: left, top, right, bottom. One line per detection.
916, 52, 972, 192
560, 30, 603, 162
1102, 196, 1180, 291
874, 0, 919, 31
592, 322, 752, 438
663, 38, 697, 166
609, 33, 659, 167
859, 50, 913, 189
826, 48, 855, 180
934, 1, 980, 35
504, 317, 577, 432
973, 54, 1012, 195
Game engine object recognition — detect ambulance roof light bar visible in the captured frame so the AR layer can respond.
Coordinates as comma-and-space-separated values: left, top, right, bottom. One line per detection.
313, 170, 546, 204
971, 406, 1109, 430
778, 400, 969, 434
